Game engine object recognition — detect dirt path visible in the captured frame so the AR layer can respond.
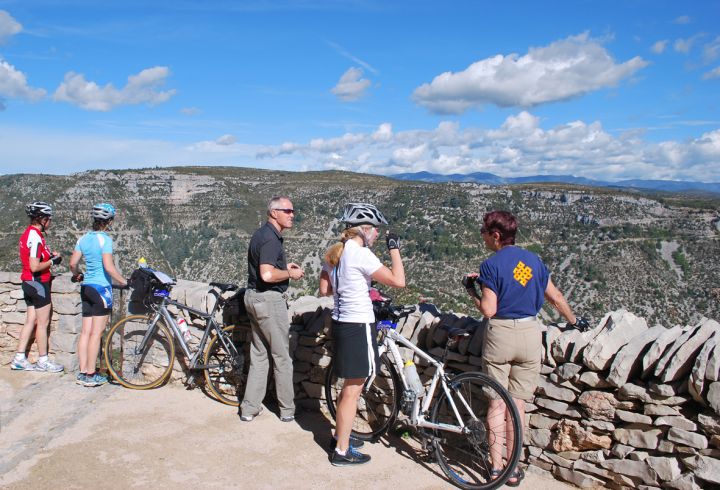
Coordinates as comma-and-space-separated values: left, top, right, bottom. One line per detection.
0, 369, 575, 489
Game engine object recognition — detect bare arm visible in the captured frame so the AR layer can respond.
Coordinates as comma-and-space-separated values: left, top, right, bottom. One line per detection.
102, 253, 127, 286
544, 278, 577, 324
259, 262, 305, 283
370, 249, 405, 288
29, 256, 53, 273
69, 250, 82, 276
319, 269, 333, 296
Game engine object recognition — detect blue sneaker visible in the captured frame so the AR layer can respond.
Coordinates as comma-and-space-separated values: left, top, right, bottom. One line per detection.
89, 373, 108, 386
76, 373, 87, 385
10, 357, 36, 371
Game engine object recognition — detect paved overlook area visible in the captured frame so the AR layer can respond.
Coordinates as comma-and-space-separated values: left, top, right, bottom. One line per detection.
0, 369, 573, 490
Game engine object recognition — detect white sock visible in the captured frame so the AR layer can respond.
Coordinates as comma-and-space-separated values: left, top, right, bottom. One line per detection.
335, 448, 347, 456
14, 352, 26, 361
38, 355, 48, 364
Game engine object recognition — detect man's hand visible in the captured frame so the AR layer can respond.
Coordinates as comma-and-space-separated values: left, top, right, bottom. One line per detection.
71, 273, 84, 283
570, 316, 591, 332
288, 263, 305, 280
386, 231, 400, 251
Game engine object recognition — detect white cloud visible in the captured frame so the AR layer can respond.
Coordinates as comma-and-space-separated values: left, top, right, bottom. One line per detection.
412, 32, 648, 114
255, 112, 720, 182
651, 40, 668, 54
703, 66, 720, 80
215, 134, 236, 145
331, 67, 371, 101
674, 34, 703, 54
0, 59, 47, 101
673, 15, 691, 25
703, 36, 720, 64
53, 66, 177, 111
0, 10, 21, 44
181, 106, 201, 116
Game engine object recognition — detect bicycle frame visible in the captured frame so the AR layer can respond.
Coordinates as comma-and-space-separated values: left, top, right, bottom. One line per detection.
377, 326, 477, 435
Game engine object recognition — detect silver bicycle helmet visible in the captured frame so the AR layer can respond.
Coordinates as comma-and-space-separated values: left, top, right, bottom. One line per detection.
92, 203, 116, 220
341, 202, 389, 227
26, 201, 53, 218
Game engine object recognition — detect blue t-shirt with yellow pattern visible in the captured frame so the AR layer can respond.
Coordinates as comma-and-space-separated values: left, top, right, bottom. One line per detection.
478, 245, 550, 319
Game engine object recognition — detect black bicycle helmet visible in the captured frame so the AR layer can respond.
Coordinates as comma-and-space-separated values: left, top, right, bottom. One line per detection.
341, 202, 389, 227
26, 201, 53, 218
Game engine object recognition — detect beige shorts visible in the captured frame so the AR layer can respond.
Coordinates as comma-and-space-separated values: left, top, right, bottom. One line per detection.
482, 318, 542, 401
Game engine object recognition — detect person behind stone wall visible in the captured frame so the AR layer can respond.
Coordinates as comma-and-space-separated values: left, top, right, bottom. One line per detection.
320, 202, 405, 467
462, 209, 590, 486
11, 201, 64, 373
69, 203, 128, 388
240, 195, 305, 423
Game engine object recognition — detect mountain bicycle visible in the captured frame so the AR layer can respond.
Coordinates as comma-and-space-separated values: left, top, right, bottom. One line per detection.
103, 269, 249, 406
324, 295, 522, 490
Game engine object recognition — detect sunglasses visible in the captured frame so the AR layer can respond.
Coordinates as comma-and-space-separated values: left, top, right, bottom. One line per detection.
273, 208, 295, 214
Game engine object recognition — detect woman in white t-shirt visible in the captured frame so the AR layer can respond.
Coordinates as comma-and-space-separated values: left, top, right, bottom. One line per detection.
320, 203, 405, 467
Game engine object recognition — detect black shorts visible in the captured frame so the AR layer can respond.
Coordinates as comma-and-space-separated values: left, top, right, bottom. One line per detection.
22, 281, 51, 308
332, 320, 380, 379
81, 285, 113, 317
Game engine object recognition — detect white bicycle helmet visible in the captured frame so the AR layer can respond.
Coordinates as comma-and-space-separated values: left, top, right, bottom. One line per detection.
26, 201, 53, 218
92, 203, 116, 220
341, 202, 389, 227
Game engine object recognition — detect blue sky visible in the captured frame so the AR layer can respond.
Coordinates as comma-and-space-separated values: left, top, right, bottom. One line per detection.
1, 0, 719, 182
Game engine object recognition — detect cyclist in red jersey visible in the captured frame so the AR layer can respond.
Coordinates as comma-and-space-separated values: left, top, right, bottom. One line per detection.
11, 202, 64, 373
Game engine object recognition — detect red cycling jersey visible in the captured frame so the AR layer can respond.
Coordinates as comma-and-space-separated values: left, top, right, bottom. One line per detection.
19, 225, 52, 282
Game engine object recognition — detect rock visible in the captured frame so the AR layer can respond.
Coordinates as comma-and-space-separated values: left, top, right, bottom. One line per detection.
606, 325, 666, 388
690, 334, 716, 402
654, 416, 697, 432
611, 443, 635, 458
708, 382, 720, 415
618, 382, 689, 406
578, 371, 612, 388
573, 460, 613, 480
49, 331, 78, 354
578, 390, 617, 421
660, 319, 720, 383
556, 362, 583, 380
583, 310, 648, 371
667, 428, 708, 450
649, 379, 687, 397
553, 466, 607, 488
534, 398, 582, 418
600, 459, 659, 486
582, 420, 615, 431
653, 324, 701, 379
557, 451, 582, 461
551, 419, 612, 451
707, 339, 720, 382
536, 376, 577, 402
9, 289, 24, 299
543, 324, 562, 367
526, 428, 552, 448
465, 317, 487, 356
551, 328, 584, 364
57, 314, 82, 334
1, 311, 25, 324
644, 404, 681, 416
664, 473, 702, 490
544, 452, 573, 468
628, 450, 648, 460
53, 295, 81, 315
645, 456, 682, 482
697, 412, 720, 435
580, 450, 605, 463
712, 435, 720, 448
397, 306, 421, 339
529, 412, 559, 430
612, 424, 663, 450
616, 409, 652, 424
683, 455, 720, 484
657, 440, 676, 453
641, 325, 684, 377
300, 381, 323, 399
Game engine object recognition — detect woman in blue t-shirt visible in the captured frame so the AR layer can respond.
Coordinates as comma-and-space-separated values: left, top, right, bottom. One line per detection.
463, 210, 588, 486
69, 203, 127, 387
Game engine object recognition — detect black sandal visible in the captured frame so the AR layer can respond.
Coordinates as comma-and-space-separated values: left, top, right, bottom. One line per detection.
505, 467, 525, 487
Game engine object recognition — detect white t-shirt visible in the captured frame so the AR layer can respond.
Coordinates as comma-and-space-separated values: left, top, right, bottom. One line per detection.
332, 240, 382, 323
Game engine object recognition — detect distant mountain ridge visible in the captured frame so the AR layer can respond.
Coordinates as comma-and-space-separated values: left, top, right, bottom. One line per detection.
390, 171, 720, 195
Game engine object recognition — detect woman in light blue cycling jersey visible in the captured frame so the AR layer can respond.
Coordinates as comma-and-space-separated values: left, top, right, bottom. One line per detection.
69, 203, 127, 387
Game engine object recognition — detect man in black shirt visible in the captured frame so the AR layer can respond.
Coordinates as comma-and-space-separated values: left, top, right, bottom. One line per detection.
240, 196, 305, 422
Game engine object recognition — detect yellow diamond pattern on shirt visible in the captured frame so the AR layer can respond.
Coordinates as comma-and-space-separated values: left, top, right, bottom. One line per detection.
513, 261, 533, 287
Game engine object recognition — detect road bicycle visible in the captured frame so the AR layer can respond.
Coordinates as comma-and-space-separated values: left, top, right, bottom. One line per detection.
103, 269, 249, 406
324, 296, 522, 490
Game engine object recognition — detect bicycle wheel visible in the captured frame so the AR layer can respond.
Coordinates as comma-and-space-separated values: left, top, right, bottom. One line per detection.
203, 324, 251, 406
324, 353, 400, 441
430, 372, 522, 490
104, 314, 175, 389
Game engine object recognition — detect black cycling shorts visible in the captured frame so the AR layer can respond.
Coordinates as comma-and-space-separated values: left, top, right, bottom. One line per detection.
81, 285, 113, 317
331, 320, 380, 379
22, 280, 51, 308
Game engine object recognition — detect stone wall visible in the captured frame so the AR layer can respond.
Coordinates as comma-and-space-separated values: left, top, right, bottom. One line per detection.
2, 273, 719, 488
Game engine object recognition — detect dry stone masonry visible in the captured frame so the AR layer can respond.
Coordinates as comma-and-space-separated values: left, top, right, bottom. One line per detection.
2, 274, 719, 489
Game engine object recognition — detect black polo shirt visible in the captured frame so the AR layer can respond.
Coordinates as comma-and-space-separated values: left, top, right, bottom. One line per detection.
247, 222, 288, 293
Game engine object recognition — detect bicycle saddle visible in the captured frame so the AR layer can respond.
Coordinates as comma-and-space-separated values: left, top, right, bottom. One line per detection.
209, 282, 239, 292
440, 324, 473, 338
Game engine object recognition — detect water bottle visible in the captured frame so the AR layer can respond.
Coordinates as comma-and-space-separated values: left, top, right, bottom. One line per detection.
137, 257, 148, 268
403, 360, 424, 396
177, 317, 192, 343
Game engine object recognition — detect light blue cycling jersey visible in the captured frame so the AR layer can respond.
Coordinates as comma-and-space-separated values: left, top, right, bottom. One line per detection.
75, 231, 113, 287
